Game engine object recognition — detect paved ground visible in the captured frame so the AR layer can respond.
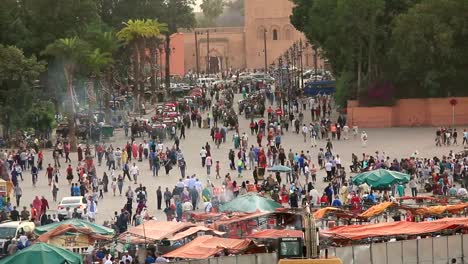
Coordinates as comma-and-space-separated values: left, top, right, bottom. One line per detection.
18, 94, 467, 224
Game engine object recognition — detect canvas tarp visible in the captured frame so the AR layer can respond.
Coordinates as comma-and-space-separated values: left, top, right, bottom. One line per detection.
359, 202, 396, 218
119, 221, 195, 243
320, 218, 467, 241
248, 229, 303, 239
36, 224, 112, 243
34, 218, 114, 236
414, 203, 468, 216
213, 211, 272, 228
163, 235, 254, 259
168, 226, 225, 241
0, 243, 82, 264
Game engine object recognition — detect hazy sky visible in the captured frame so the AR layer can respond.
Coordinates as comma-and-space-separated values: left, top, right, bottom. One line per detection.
193, 0, 202, 12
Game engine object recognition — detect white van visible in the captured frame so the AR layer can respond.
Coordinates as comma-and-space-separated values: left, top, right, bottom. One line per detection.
196, 78, 216, 88
0, 221, 35, 255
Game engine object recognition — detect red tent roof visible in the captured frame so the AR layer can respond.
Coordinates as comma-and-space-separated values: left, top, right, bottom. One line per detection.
321, 218, 468, 241
248, 229, 303, 239
163, 235, 255, 259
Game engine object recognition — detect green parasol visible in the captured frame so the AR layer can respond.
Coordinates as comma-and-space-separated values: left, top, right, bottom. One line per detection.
34, 218, 114, 236
267, 165, 292, 173
352, 169, 411, 188
220, 192, 282, 213
0, 243, 83, 264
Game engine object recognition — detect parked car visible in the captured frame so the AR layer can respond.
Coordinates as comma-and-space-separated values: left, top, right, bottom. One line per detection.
57, 196, 87, 220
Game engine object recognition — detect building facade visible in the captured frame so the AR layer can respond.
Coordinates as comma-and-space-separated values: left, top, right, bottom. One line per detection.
179, 0, 324, 74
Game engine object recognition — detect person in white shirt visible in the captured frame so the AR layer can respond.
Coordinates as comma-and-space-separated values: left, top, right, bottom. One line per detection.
325, 161, 333, 181
301, 125, 308, 143
343, 124, 349, 140
361, 131, 368, 147
121, 252, 133, 263
200, 147, 207, 167
457, 185, 468, 197
130, 163, 139, 184
335, 155, 341, 169
309, 188, 320, 206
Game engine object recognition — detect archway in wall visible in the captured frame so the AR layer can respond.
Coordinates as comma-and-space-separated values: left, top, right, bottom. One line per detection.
208, 48, 224, 73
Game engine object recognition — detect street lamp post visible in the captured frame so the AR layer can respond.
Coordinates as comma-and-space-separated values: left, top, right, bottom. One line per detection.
278, 57, 283, 110
299, 39, 304, 91
263, 29, 268, 73
194, 31, 200, 78
206, 30, 210, 74
285, 51, 291, 114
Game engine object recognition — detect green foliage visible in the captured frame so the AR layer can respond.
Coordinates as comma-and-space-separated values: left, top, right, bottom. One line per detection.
116, 19, 167, 43
13, 0, 100, 56
391, 0, 468, 97
0, 45, 48, 132
292, 0, 468, 104
334, 71, 352, 109
25, 101, 57, 132
0, 45, 46, 84
200, 0, 225, 25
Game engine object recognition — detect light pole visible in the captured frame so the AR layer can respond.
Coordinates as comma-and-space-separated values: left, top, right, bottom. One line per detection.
263, 29, 268, 73
299, 39, 304, 90
313, 45, 318, 81
194, 31, 201, 78
206, 30, 210, 74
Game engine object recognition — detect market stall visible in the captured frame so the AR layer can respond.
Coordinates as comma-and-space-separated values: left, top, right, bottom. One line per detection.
34, 219, 115, 254
0, 243, 83, 264
163, 235, 261, 260
220, 193, 282, 213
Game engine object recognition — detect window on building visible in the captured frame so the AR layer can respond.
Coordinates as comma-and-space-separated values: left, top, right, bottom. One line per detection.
272, 29, 278, 40
285, 29, 292, 40
257, 27, 266, 40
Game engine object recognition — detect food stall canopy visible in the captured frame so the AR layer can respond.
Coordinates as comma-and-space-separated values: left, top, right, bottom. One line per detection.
414, 203, 468, 216
119, 221, 195, 242
213, 211, 272, 228
220, 193, 282, 213
36, 224, 112, 243
248, 229, 303, 239
168, 226, 225, 241
267, 165, 292, 173
163, 235, 255, 259
320, 218, 468, 241
34, 218, 115, 236
352, 169, 410, 188
359, 201, 395, 218
190, 212, 224, 221
0, 243, 83, 264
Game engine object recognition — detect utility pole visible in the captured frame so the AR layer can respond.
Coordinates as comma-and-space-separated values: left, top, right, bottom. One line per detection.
300, 39, 304, 90
194, 31, 200, 78
313, 46, 318, 81
263, 29, 268, 73
206, 30, 210, 74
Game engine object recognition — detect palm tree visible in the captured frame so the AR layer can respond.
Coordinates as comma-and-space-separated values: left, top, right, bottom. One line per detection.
117, 19, 167, 112
42, 37, 89, 151
86, 48, 114, 120
83, 29, 122, 118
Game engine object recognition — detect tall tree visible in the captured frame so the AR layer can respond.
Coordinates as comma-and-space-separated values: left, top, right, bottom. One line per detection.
290, 0, 420, 106
42, 37, 90, 151
391, 0, 468, 97
19, 0, 100, 56
117, 19, 167, 110
200, 0, 225, 25
158, 0, 196, 94
0, 45, 47, 136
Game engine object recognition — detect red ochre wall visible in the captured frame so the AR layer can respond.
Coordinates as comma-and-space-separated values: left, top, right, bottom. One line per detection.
347, 97, 468, 127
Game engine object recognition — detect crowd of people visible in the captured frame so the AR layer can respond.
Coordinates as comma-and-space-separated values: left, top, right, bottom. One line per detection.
0, 75, 468, 264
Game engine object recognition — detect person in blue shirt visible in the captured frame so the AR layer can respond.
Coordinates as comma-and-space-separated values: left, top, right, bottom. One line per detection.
331, 196, 342, 207
367, 191, 377, 203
